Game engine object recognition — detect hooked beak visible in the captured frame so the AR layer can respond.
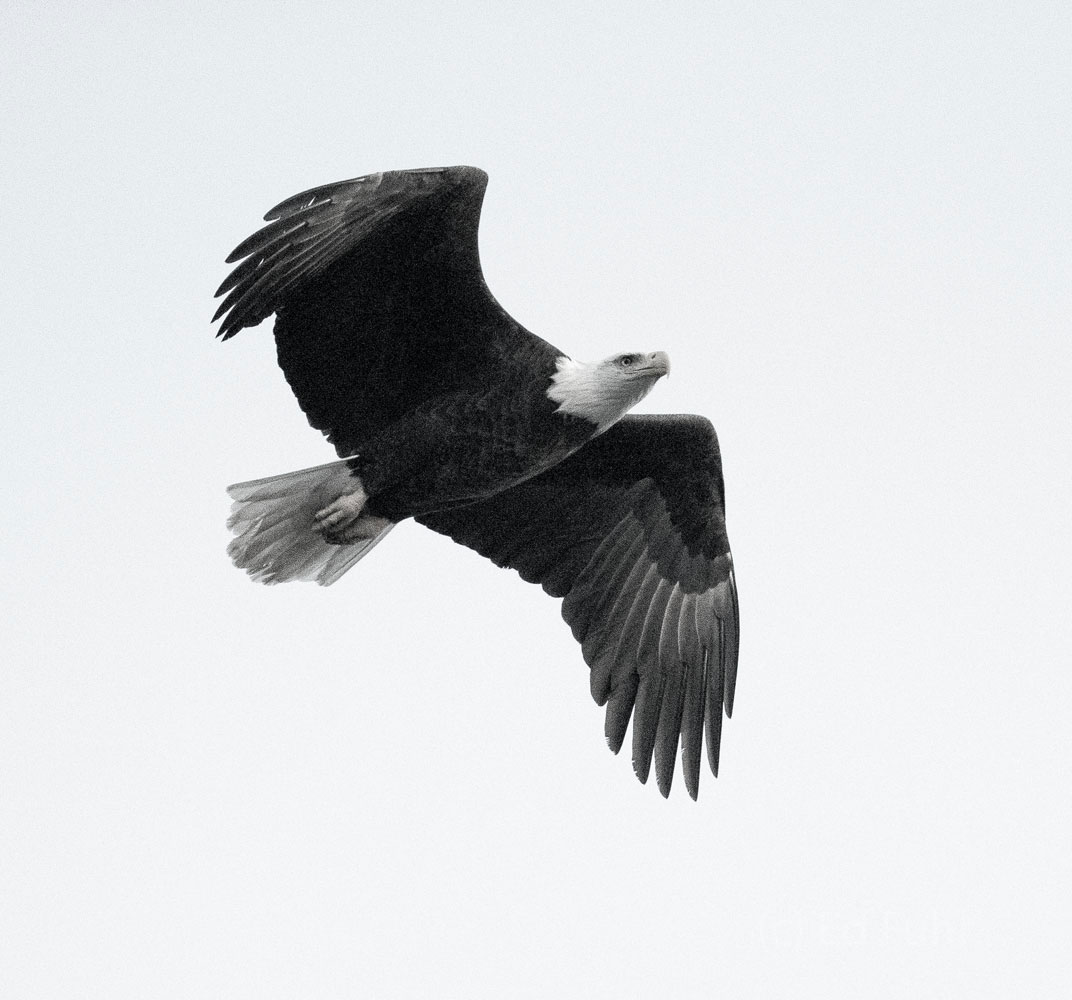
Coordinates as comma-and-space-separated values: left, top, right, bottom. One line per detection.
645, 351, 671, 377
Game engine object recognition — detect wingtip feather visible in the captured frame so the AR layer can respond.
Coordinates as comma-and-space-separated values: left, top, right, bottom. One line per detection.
604, 675, 638, 755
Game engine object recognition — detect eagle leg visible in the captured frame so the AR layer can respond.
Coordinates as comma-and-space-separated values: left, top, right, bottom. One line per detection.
323, 512, 395, 544
314, 481, 372, 540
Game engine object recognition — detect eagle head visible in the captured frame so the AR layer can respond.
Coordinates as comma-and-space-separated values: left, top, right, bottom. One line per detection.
547, 351, 670, 432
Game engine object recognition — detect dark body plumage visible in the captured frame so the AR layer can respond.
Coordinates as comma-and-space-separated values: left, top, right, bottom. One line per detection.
215, 166, 739, 798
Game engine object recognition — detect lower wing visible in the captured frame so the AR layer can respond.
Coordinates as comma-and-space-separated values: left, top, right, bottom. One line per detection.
417, 413, 739, 799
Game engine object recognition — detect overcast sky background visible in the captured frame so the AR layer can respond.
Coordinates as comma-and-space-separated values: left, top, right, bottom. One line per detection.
3, 2, 1070, 997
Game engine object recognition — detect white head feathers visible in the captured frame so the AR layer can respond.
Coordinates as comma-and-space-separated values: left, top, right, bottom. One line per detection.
546, 351, 670, 433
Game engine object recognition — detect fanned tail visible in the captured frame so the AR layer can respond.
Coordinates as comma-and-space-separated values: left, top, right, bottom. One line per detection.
225, 459, 394, 586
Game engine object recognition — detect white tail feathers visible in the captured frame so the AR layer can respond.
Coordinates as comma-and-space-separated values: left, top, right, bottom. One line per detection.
226, 458, 394, 586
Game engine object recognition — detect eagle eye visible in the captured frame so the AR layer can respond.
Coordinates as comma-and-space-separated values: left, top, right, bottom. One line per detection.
618, 354, 640, 369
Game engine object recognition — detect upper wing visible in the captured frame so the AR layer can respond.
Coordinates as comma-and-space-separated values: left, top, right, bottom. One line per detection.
417, 414, 739, 799
213, 166, 559, 455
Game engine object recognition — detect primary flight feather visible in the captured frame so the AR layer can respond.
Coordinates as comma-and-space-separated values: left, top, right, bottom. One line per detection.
214, 166, 739, 798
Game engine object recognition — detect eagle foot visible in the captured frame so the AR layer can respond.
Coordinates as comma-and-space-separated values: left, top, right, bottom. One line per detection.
314, 483, 368, 535
321, 513, 395, 545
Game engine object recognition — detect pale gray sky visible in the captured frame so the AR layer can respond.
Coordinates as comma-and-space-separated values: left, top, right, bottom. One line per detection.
3, 2, 1070, 997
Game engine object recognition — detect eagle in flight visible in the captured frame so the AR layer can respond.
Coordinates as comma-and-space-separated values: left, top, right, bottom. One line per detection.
214, 166, 739, 798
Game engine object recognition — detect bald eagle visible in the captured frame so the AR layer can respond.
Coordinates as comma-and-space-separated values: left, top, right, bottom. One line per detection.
214, 166, 739, 798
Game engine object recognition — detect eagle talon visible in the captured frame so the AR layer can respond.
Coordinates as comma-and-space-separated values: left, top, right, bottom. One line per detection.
321, 512, 395, 545
313, 484, 368, 534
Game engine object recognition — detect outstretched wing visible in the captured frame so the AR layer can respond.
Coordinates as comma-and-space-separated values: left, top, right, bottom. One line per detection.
417, 414, 739, 799
213, 166, 559, 455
